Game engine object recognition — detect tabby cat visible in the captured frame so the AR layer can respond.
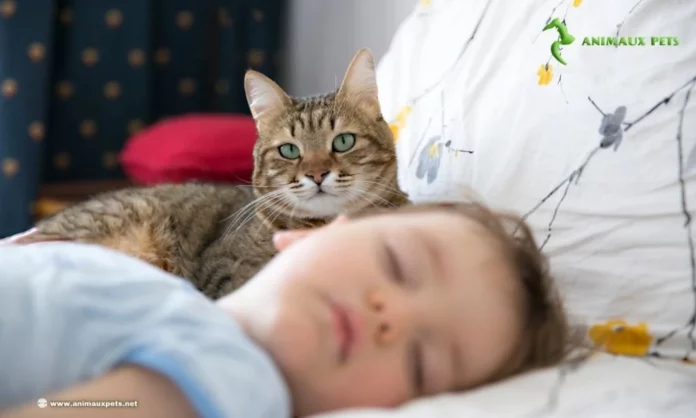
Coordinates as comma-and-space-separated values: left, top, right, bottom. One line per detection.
12, 49, 409, 299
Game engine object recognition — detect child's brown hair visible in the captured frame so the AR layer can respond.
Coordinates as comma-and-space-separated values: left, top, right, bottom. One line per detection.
349, 200, 572, 387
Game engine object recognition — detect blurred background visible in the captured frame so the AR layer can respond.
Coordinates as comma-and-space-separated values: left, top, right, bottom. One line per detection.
0, 0, 413, 238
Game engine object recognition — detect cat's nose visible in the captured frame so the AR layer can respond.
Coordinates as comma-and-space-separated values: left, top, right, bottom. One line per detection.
305, 171, 330, 185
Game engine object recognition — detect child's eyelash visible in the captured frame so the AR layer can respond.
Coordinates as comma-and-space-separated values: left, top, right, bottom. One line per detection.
411, 341, 425, 393
383, 243, 403, 283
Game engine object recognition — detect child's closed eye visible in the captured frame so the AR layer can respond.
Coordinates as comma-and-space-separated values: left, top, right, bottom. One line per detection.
382, 241, 420, 289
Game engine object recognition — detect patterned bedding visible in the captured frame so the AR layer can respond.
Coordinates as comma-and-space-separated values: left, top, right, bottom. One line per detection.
315, 0, 696, 416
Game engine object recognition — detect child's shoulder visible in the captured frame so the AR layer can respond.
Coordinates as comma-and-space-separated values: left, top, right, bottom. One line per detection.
0, 242, 291, 417
1, 241, 195, 294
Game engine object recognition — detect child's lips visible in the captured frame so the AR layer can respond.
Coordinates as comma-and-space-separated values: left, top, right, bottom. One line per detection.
328, 299, 362, 363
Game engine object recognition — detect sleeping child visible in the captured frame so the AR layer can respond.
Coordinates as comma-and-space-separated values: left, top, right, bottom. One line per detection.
0, 201, 571, 418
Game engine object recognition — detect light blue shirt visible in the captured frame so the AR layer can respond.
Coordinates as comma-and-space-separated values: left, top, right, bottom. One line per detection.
0, 242, 291, 418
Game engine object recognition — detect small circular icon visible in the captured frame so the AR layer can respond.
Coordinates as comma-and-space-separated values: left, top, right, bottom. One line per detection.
37, 398, 47, 408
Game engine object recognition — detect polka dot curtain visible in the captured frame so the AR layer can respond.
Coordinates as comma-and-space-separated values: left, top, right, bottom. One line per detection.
0, 0, 285, 238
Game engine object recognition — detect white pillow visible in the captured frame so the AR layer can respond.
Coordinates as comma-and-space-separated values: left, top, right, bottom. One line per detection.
377, 0, 696, 360
313, 354, 696, 418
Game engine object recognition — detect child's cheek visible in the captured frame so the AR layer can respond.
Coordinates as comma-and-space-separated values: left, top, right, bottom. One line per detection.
327, 358, 412, 409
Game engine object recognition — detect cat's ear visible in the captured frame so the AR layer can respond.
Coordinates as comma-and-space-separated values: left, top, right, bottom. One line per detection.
337, 48, 382, 115
244, 70, 292, 126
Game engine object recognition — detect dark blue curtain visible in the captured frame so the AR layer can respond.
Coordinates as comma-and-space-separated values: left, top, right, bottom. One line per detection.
0, 0, 285, 237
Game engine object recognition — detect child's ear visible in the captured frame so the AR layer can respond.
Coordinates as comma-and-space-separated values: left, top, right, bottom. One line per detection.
273, 230, 310, 252
272, 215, 349, 252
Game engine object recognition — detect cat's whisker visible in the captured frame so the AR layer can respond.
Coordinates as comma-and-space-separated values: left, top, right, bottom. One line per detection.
237, 193, 286, 230
255, 197, 293, 236
351, 187, 384, 208
222, 204, 266, 240
352, 186, 399, 209
295, 191, 317, 200
355, 183, 405, 205
291, 184, 320, 200
222, 189, 282, 225
353, 179, 404, 196
227, 193, 286, 239
287, 199, 298, 222
222, 191, 285, 238
344, 187, 382, 211
250, 185, 280, 189
223, 177, 254, 186
225, 178, 287, 187
349, 182, 399, 200
365, 191, 400, 209
255, 197, 294, 236
233, 184, 282, 190
221, 198, 261, 229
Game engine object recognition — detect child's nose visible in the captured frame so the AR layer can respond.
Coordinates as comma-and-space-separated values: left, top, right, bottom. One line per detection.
366, 289, 405, 346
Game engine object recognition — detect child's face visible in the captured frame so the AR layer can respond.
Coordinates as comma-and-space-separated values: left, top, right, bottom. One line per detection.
220, 210, 524, 416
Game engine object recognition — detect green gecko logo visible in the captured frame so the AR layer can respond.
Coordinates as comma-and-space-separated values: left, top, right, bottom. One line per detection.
543, 18, 575, 65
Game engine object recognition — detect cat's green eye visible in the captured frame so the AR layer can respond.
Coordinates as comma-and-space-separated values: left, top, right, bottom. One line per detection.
278, 143, 301, 159
332, 133, 356, 153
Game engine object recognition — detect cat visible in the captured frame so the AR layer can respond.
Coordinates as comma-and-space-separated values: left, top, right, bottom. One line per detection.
9, 48, 410, 299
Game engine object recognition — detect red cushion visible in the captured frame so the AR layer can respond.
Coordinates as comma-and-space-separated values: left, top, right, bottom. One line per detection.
120, 114, 257, 185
